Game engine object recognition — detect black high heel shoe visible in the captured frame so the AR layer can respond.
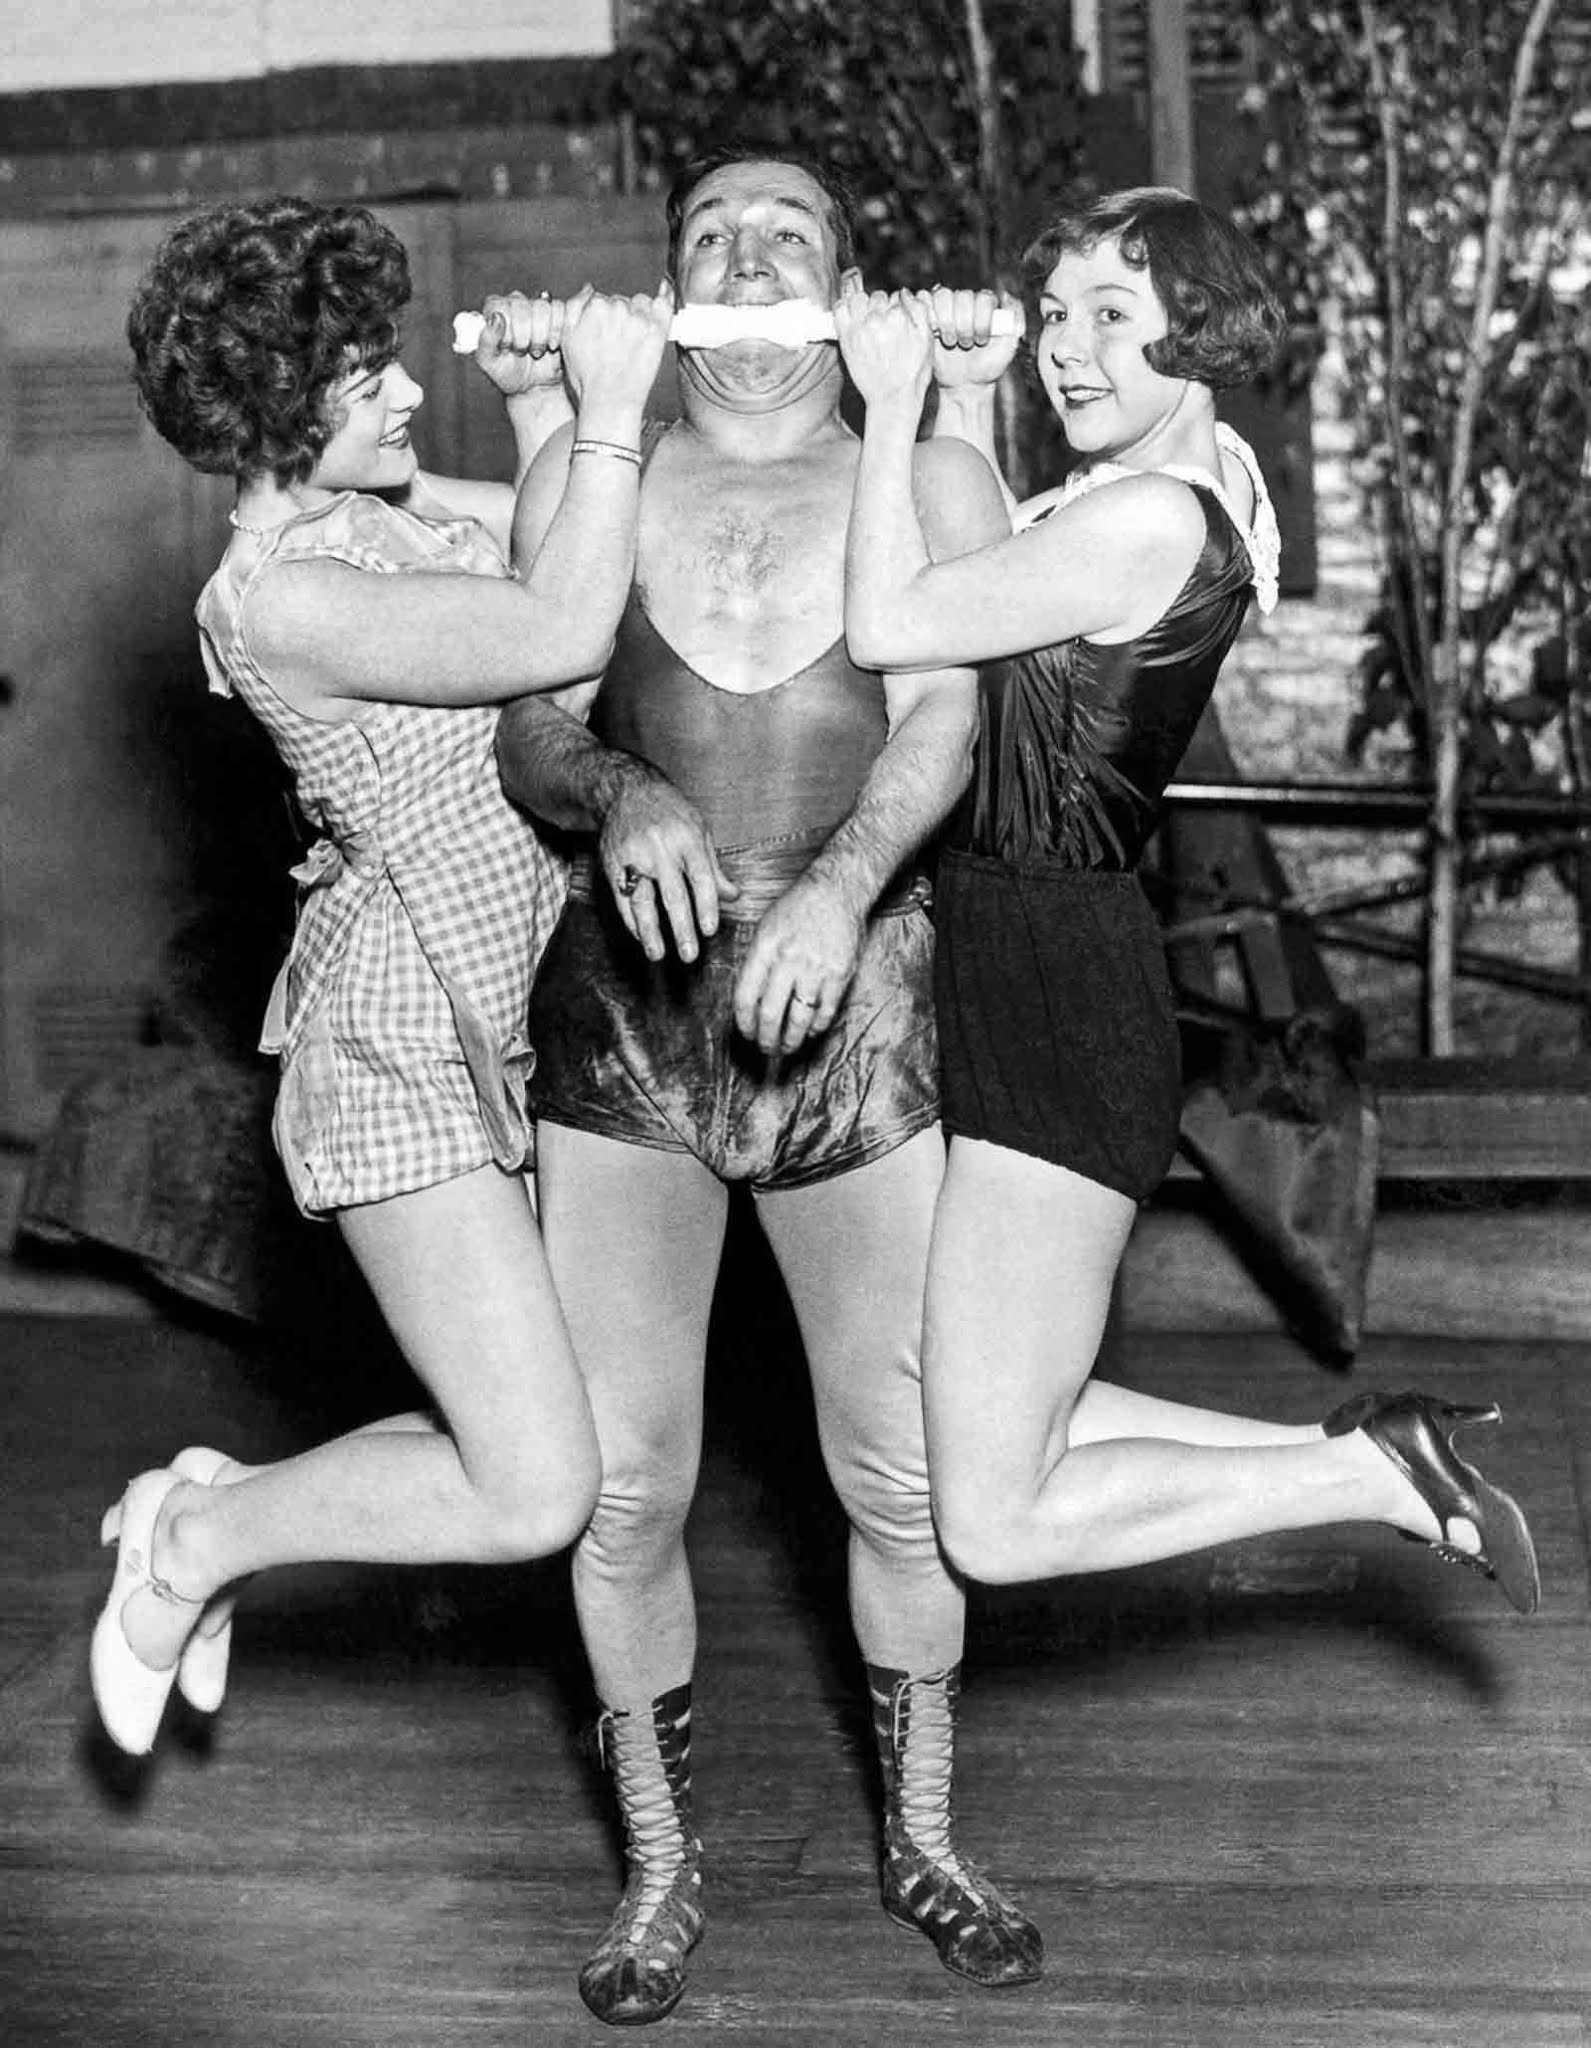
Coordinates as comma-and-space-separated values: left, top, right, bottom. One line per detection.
1323, 1389, 1541, 1615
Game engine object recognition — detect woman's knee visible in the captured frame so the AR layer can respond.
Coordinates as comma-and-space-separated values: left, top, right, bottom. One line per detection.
933, 1472, 1050, 1586
473, 1438, 603, 1561
484, 1490, 594, 1562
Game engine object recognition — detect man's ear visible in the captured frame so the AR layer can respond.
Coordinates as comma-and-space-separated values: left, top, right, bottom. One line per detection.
838, 266, 865, 299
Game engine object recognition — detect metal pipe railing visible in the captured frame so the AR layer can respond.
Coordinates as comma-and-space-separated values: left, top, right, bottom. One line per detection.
1163, 779, 1591, 827
1156, 784, 1591, 1006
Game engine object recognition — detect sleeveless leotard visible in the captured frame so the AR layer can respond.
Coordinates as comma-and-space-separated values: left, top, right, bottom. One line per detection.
937, 440, 1277, 1199
593, 591, 888, 856
526, 429, 937, 1189
956, 479, 1260, 868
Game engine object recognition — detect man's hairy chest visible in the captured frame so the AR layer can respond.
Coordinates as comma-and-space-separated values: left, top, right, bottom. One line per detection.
637, 466, 852, 672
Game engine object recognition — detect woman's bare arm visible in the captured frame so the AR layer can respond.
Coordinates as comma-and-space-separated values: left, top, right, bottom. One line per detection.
243, 290, 669, 719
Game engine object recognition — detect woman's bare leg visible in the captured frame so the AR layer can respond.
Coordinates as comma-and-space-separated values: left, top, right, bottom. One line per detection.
199, 1408, 444, 1487
923, 1136, 1461, 1586
1068, 1380, 1322, 1450
116, 1164, 598, 1672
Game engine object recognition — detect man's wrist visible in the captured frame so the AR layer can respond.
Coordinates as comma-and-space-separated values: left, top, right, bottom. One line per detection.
933, 386, 996, 433
592, 747, 662, 824
505, 385, 572, 419
801, 844, 882, 923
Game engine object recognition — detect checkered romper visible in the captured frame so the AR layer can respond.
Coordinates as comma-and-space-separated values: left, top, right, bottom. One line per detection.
196, 493, 567, 1215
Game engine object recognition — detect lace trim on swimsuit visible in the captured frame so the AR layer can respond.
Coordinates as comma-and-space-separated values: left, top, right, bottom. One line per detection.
1016, 422, 1280, 615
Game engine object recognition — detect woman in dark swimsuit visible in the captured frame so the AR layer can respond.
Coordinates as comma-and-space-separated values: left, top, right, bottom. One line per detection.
834, 187, 1540, 1615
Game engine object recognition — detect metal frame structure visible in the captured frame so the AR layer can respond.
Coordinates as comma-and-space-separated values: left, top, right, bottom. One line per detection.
1161, 779, 1591, 1015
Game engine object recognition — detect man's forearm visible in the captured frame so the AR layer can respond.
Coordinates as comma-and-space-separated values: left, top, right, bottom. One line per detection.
930, 386, 1017, 517
495, 694, 646, 833
505, 385, 576, 486
805, 686, 976, 914
930, 384, 998, 460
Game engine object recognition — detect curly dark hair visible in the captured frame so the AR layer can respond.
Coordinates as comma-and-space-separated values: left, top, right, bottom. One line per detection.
1021, 187, 1285, 391
664, 141, 860, 283
127, 196, 411, 485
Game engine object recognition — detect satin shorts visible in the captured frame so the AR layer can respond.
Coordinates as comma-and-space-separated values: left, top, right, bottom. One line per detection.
528, 846, 939, 1191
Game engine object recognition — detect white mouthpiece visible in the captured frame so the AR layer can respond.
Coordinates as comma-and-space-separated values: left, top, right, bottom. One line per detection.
452, 302, 1021, 355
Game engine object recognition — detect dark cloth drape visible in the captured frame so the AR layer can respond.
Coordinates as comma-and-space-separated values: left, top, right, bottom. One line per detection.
1176, 1003, 1379, 1358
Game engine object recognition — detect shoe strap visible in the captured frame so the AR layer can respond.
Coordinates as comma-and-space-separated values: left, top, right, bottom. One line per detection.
123, 1544, 205, 1609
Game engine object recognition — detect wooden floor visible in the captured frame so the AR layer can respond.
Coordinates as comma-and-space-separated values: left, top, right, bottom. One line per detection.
5, 1248, 1591, 2046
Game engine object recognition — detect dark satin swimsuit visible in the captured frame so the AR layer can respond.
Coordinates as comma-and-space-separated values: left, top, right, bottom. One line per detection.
527, 580, 939, 1189
936, 484, 1254, 1198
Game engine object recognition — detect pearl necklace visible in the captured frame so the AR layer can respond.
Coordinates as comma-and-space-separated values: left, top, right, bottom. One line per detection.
228, 507, 283, 537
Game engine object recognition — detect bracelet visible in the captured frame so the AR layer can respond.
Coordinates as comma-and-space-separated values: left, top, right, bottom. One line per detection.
570, 438, 642, 467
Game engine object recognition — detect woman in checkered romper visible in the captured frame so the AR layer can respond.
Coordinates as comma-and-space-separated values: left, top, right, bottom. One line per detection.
90, 196, 672, 1760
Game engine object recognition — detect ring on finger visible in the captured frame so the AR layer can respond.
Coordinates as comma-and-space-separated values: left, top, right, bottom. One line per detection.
616, 865, 643, 898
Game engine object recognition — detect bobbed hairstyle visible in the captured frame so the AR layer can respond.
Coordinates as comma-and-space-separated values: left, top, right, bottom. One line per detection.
664, 141, 861, 283
1021, 186, 1285, 391
127, 196, 410, 486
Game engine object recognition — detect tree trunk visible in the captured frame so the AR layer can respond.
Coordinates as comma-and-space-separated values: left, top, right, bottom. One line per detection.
960, 0, 1023, 487
1426, 0, 1560, 1049
1427, 667, 1462, 1053
1564, 580, 1591, 1049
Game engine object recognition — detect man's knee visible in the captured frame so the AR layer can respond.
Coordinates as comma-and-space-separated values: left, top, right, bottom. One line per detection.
825, 1443, 938, 1561
579, 1450, 700, 1565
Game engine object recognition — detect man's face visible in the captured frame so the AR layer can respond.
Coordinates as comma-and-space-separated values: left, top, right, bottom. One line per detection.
673, 161, 843, 312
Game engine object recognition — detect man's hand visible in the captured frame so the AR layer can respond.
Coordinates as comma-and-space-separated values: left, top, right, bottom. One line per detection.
472, 290, 573, 397
732, 874, 867, 1056
600, 764, 740, 964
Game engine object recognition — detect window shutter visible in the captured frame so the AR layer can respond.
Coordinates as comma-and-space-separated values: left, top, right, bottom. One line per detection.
1097, 0, 1257, 92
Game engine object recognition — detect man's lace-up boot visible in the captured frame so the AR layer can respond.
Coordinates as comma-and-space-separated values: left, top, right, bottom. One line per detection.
579, 1683, 704, 2025
868, 1662, 1043, 1986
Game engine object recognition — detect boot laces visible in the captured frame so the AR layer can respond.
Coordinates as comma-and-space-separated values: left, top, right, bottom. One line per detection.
888, 1672, 983, 1893
598, 1706, 695, 1931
